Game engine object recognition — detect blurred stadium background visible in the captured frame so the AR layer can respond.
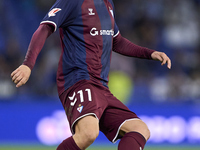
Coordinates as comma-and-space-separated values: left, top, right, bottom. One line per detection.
0, 0, 200, 149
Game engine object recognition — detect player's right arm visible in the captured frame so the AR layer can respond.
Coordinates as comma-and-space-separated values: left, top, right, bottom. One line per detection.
11, 65, 31, 88
11, 0, 79, 88
11, 23, 54, 87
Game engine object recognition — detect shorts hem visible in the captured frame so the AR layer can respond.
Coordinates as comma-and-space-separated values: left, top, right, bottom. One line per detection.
112, 118, 141, 143
71, 113, 99, 134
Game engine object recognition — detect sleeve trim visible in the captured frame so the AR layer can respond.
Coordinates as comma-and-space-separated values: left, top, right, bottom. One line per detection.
40, 21, 57, 32
113, 31, 119, 38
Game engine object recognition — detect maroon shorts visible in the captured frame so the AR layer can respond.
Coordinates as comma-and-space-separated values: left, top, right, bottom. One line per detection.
59, 80, 139, 143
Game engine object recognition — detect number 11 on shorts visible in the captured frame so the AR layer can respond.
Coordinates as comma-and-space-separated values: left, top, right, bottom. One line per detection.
69, 89, 92, 106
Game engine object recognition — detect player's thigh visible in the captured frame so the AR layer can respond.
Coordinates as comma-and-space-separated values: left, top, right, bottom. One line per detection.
74, 115, 99, 140
60, 80, 106, 134
120, 119, 150, 141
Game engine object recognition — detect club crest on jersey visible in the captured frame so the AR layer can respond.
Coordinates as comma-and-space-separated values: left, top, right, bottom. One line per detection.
88, 8, 95, 15
48, 8, 62, 17
77, 104, 83, 113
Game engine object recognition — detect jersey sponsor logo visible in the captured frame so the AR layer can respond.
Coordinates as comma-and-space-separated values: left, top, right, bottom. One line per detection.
90, 27, 98, 36
88, 8, 95, 15
90, 27, 114, 36
48, 8, 62, 17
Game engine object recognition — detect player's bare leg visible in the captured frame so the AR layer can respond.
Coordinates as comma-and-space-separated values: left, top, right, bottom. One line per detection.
118, 119, 150, 150
73, 115, 99, 149
120, 119, 150, 140
57, 115, 99, 150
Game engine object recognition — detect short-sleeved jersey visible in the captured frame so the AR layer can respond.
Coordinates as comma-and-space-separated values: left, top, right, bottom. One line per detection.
41, 0, 119, 96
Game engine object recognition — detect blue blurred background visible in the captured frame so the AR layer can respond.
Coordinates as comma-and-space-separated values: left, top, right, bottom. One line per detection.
0, 0, 200, 147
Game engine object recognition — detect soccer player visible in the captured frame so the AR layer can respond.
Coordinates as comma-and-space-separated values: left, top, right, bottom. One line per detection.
11, 0, 171, 150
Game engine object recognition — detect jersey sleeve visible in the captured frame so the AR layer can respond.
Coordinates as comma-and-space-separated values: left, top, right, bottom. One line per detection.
109, 0, 119, 37
40, 0, 78, 32
113, 33, 155, 59
113, 22, 119, 38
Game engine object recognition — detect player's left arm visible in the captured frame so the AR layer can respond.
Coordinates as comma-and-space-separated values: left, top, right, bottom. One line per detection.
151, 51, 171, 69
112, 33, 171, 69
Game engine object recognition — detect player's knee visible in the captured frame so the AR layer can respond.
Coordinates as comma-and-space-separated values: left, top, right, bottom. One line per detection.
78, 129, 99, 148
74, 115, 99, 148
127, 123, 150, 141
120, 119, 150, 141
144, 126, 150, 140
137, 122, 150, 141
74, 127, 99, 149
85, 129, 99, 143
134, 121, 150, 141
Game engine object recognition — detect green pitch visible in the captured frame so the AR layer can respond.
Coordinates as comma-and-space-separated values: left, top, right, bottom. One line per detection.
0, 145, 200, 150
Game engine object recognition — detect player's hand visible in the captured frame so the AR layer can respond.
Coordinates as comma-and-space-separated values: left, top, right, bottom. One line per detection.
11, 65, 31, 88
151, 51, 171, 69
